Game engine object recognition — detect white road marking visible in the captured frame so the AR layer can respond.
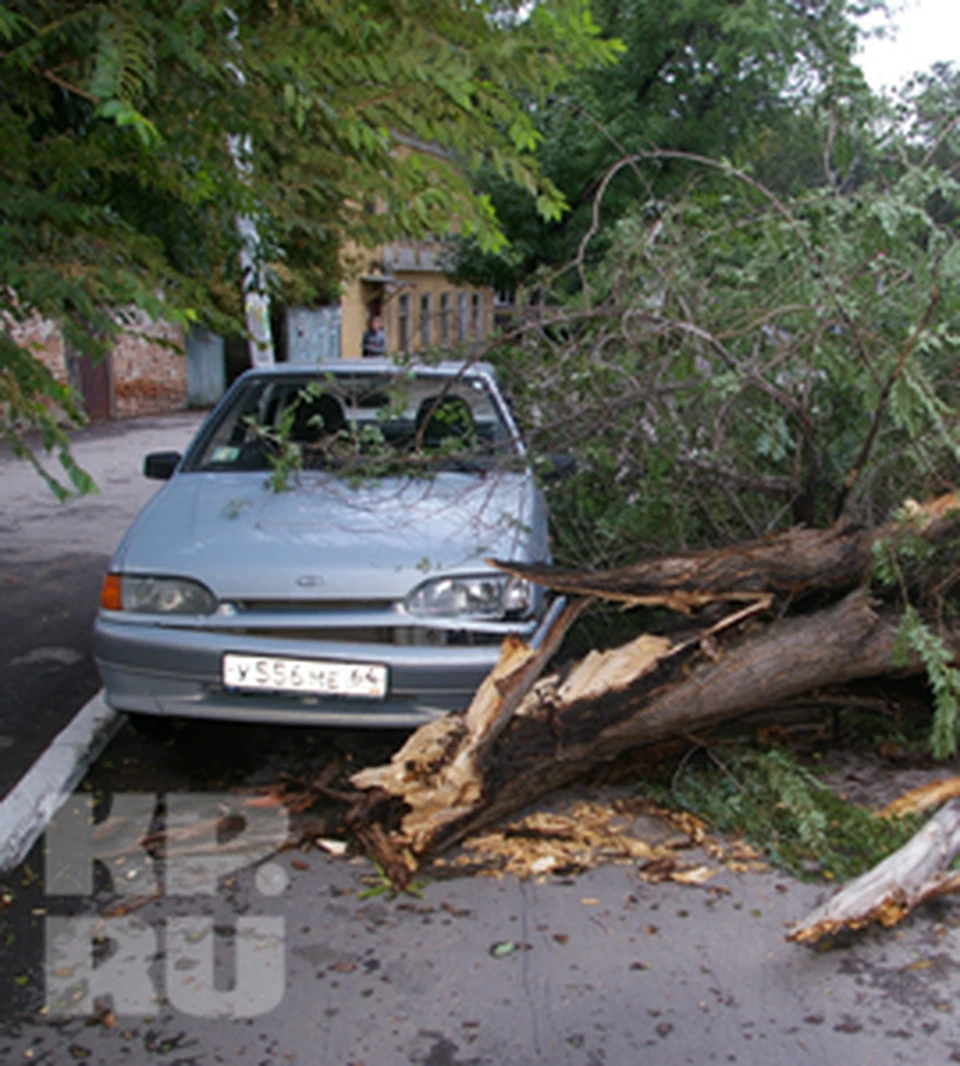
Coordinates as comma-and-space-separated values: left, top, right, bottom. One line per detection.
0, 692, 121, 871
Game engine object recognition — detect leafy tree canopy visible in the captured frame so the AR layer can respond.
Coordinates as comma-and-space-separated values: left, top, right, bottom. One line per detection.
0, 0, 619, 494
492, 146, 959, 570
894, 61, 960, 214
454, 0, 880, 288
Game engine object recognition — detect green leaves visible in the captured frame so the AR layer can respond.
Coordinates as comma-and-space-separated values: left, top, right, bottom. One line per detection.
95, 100, 161, 146
0, 334, 92, 500
0, 4, 32, 43
895, 607, 960, 759
491, 126, 958, 574
466, 0, 876, 284
661, 743, 922, 882
3, 0, 615, 486
89, 6, 156, 109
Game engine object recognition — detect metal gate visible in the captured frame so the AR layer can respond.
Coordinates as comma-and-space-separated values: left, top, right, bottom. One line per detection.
285, 306, 342, 364
76, 353, 113, 421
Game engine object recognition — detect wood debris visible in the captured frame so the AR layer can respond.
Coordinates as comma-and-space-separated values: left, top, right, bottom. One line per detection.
878, 776, 960, 820
319, 490, 960, 944
429, 796, 761, 883
790, 797, 960, 943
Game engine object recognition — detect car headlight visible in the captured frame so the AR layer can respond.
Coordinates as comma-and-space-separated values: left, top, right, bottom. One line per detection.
101, 574, 218, 615
405, 574, 533, 620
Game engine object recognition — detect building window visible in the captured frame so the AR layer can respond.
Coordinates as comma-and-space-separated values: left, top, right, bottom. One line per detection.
398, 293, 411, 352
420, 293, 432, 347
439, 292, 450, 347
457, 292, 467, 343
471, 292, 482, 337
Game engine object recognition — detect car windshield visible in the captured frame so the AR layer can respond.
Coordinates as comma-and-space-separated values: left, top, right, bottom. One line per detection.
186, 369, 519, 475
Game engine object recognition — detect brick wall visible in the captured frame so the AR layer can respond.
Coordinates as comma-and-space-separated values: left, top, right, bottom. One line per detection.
8, 312, 187, 420
111, 312, 187, 418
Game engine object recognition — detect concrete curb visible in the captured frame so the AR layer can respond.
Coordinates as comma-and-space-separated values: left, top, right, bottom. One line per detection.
0, 693, 121, 871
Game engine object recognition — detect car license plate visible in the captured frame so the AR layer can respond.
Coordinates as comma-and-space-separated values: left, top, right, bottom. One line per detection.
222, 653, 388, 699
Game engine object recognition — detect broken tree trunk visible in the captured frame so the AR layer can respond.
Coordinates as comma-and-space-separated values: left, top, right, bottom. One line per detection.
789, 798, 960, 943
350, 492, 960, 885
353, 590, 936, 880
489, 490, 960, 612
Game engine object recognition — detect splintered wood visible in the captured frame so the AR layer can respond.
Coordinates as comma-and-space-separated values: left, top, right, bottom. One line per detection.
429, 796, 765, 883
878, 776, 960, 819
351, 600, 592, 857
351, 612, 675, 864
554, 636, 673, 705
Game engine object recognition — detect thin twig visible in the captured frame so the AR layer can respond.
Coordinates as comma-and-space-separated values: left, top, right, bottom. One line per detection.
41, 67, 99, 103
833, 285, 942, 519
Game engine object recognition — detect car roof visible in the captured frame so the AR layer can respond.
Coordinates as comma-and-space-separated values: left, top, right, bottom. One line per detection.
239, 359, 499, 381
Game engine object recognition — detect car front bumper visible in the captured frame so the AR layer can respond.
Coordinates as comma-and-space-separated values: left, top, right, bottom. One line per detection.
94, 598, 565, 728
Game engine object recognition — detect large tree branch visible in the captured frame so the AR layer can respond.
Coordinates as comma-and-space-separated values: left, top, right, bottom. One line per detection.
350, 492, 960, 887
492, 491, 960, 611
352, 589, 933, 876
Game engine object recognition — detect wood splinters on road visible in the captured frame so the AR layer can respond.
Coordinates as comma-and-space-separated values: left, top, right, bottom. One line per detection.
878, 777, 960, 819
789, 798, 960, 944
350, 598, 591, 862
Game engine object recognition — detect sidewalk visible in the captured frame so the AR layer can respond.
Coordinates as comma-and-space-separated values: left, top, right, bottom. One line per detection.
0, 410, 206, 802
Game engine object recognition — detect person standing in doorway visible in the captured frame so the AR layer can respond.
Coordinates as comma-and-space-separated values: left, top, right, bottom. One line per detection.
362, 313, 387, 357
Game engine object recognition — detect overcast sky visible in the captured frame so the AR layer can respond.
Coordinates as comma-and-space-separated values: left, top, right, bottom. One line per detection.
857, 0, 960, 91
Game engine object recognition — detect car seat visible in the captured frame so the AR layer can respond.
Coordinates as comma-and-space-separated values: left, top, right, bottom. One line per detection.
415, 395, 476, 448
289, 393, 347, 443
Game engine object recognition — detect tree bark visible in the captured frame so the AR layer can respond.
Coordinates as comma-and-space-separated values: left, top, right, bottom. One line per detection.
489, 490, 960, 612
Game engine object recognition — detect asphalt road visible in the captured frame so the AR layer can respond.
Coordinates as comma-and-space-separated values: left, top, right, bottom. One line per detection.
0, 411, 205, 800
2, 770, 959, 1066
2, 408, 960, 1064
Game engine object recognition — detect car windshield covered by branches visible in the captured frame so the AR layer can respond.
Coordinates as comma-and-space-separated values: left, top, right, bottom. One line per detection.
190, 362, 519, 485
95, 361, 562, 729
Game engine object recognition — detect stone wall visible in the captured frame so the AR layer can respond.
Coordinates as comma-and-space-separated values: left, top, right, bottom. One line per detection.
7, 316, 69, 382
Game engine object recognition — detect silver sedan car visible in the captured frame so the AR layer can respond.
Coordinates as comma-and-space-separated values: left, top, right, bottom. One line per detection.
94, 360, 563, 728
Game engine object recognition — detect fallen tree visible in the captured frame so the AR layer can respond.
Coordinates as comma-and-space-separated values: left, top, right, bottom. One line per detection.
348, 492, 960, 921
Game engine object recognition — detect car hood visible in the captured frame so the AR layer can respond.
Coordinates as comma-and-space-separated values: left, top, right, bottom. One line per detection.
113, 470, 540, 601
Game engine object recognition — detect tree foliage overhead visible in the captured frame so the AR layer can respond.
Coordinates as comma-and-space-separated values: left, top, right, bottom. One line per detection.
454, 0, 879, 287
896, 62, 960, 196
0, 0, 618, 492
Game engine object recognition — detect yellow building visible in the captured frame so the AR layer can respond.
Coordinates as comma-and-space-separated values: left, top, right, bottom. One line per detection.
339, 237, 492, 360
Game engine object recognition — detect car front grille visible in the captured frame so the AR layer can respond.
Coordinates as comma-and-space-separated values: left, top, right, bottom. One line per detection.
199, 598, 507, 646
234, 599, 395, 613
236, 626, 501, 647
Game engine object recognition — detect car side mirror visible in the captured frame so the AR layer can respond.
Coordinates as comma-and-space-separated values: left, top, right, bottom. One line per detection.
144, 451, 181, 480
541, 454, 577, 483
